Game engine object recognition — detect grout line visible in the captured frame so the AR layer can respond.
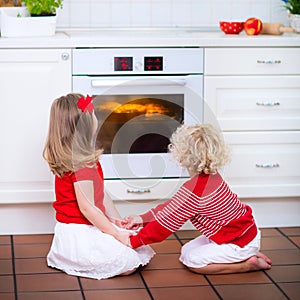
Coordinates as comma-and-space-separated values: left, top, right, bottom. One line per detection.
276, 227, 300, 249
77, 277, 86, 300
173, 232, 183, 245
262, 228, 293, 300
173, 233, 223, 300
138, 269, 154, 300
10, 235, 18, 300
203, 275, 223, 300
262, 269, 290, 300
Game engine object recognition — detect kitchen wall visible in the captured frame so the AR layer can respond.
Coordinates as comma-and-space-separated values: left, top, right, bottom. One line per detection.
56, 0, 289, 29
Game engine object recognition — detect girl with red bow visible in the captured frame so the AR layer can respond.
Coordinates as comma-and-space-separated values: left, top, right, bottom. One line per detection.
43, 93, 154, 279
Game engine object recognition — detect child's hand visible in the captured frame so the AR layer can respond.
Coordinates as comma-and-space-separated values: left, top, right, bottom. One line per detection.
113, 218, 128, 228
107, 216, 128, 228
124, 215, 143, 230
116, 231, 132, 248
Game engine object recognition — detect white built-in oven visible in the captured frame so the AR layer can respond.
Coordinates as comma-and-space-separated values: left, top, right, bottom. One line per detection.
72, 48, 203, 199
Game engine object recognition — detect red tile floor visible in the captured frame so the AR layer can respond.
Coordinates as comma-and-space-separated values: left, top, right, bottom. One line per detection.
0, 227, 299, 300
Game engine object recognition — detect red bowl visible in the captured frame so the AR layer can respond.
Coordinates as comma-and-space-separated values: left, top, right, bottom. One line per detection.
219, 21, 244, 34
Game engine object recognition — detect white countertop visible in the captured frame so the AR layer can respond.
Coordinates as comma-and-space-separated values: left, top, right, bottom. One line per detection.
0, 28, 299, 48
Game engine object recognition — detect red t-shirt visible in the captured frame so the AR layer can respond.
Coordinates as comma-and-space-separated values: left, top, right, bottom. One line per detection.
53, 161, 105, 224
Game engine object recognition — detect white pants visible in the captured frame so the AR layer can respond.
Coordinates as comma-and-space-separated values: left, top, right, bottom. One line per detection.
179, 231, 261, 268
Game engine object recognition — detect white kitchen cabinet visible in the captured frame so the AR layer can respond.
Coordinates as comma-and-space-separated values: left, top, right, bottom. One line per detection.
204, 48, 300, 75
204, 47, 300, 198
0, 49, 71, 203
204, 75, 300, 131
222, 131, 300, 198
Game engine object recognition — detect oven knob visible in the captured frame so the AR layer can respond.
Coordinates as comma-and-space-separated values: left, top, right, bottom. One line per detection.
61, 52, 70, 61
134, 61, 143, 71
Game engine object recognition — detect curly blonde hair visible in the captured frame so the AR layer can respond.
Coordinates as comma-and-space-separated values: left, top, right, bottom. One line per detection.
169, 124, 230, 175
43, 93, 103, 177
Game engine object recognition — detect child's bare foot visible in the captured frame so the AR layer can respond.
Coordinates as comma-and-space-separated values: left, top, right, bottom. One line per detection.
246, 255, 271, 271
257, 252, 272, 265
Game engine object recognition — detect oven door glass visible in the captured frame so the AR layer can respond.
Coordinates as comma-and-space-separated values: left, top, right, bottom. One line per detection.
73, 75, 203, 179
94, 94, 183, 155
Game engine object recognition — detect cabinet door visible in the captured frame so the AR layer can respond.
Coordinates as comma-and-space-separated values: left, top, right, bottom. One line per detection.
205, 48, 300, 75
204, 75, 300, 131
0, 49, 71, 203
223, 131, 300, 198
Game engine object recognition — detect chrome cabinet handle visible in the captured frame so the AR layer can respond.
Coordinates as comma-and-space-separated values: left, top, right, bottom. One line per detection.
256, 102, 280, 107
127, 188, 151, 194
257, 60, 281, 64
255, 163, 280, 168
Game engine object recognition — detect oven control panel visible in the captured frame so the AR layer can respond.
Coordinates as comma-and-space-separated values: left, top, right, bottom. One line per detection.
114, 56, 163, 72
72, 48, 203, 75
144, 57, 163, 71
114, 57, 133, 71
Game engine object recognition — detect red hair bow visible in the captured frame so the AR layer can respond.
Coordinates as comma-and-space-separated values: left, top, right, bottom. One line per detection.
77, 95, 94, 113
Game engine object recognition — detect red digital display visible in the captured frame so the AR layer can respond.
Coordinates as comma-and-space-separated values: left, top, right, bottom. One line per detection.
114, 57, 133, 71
144, 56, 163, 71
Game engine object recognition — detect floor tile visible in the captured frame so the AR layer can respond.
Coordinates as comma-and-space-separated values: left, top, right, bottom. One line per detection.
0, 275, 14, 293
266, 265, 300, 282
150, 240, 182, 254
263, 249, 300, 265
215, 283, 286, 300
0, 294, 15, 300
207, 271, 271, 285
16, 273, 80, 292
0, 236, 11, 245
289, 236, 300, 247
175, 230, 201, 240
141, 269, 208, 287
260, 228, 282, 237
84, 289, 151, 300
15, 258, 59, 274
260, 236, 297, 250
143, 253, 184, 270
0, 245, 12, 259
18, 291, 83, 300
150, 286, 219, 300
278, 227, 300, 236
80, 272, 144, 290
166, 233, 177, 240
14, 243, 51, 258
13, 234, 53, 244
0, 259, 13, 275
278, 282, 300, 300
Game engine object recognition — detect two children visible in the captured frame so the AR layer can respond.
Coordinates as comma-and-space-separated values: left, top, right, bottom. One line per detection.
44, 93, 271, 279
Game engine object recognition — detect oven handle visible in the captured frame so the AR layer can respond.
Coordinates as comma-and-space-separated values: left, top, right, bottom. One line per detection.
91, 77, 187, 87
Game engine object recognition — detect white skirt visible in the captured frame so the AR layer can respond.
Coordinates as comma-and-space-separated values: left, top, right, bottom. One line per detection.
47, 222, 155, 279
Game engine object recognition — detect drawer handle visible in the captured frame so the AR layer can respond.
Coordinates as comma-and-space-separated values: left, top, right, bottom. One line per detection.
127, 188, 151, 194
257, 60, 281, 64
255, 163, 280, 168
256, 101, 280, 107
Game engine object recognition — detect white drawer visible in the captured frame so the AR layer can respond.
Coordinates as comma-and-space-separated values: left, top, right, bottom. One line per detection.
105, 178, 187, 201
204, 76, 300, 131
205, 48, 300, 75
223, 131, 300, 198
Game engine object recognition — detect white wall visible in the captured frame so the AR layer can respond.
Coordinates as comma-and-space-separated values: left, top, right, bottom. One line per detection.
56, 0, 290, 29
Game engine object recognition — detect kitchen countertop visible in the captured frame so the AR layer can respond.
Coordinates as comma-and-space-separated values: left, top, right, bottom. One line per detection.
0, 28, 299, 48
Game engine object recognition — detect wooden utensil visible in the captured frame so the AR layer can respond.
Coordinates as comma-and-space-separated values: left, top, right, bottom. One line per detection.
260, 23, 295, 35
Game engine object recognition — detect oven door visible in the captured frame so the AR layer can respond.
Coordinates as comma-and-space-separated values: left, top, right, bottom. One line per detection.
72, 75, 203, 180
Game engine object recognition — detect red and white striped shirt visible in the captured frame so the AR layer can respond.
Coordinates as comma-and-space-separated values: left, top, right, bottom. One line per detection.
130, 173, 257, 248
